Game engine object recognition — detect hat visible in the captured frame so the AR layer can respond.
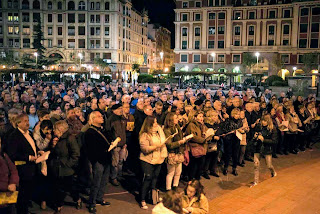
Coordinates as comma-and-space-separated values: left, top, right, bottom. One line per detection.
111, 103, 122, 110
194, 99, 203, 106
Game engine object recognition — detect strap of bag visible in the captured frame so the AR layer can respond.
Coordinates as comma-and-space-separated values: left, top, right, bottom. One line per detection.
89, 126, 110, 145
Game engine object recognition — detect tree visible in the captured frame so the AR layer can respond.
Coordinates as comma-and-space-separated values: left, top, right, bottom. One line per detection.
0, 51, 18, 66
94, 58, 109, 69
32, 17, 58, 68
242, 52, 257, 73
303, 52, 319, 73
132, 63, 140, 73
271, 53, 284, 71
32, 17, 46, 67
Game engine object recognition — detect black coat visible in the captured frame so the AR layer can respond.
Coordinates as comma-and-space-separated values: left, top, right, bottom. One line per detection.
254, 126, 277, 155
6, 128, 38, 181
84, 126, 111, 165
220, 118, 243, 144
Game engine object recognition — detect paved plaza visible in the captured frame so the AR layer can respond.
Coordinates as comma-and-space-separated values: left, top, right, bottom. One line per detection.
31, 145, 320, 214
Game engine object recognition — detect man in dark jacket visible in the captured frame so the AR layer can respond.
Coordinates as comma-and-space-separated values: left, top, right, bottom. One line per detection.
6, 113, 38, 214
105, 104, 126, 186
84, 111, 112, 213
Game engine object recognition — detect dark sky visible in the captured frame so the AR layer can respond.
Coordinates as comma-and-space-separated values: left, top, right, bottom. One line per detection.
131, 0, 176, 48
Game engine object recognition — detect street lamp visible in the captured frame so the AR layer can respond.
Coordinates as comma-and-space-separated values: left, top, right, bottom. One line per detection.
160, 51, 164, 71
211, 53, 216, 71
185, 66, 189, 71
34, 52, 38, 66
293, 66, 297, 76
78, 53, 83, 69
255, 52, 260, 72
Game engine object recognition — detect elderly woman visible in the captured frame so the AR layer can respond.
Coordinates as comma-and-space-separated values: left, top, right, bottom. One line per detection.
48, 120, 81, 213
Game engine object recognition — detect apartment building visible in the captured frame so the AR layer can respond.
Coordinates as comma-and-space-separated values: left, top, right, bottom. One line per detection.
0, 0, 150, 78
174, 0, 320, 79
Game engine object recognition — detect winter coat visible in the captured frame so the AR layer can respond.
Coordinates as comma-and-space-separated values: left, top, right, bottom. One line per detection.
84, 126, 111, 165
139, 126, 168, 165
48, 131, 80, 177
185, 120, 207, 150
254, 126, 277, 155
181, 193, 209, 214
164, 125, 184, 154
220, 118, 243, 144
105, 113, 127, 147
0, 153, 19, 192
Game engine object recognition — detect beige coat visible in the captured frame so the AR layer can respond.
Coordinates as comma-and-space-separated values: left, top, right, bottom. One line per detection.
139, 126, 168, 165
182, 193, 209, 214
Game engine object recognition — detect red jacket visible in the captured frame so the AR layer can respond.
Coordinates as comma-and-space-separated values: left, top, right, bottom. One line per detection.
0, 153, 19, 192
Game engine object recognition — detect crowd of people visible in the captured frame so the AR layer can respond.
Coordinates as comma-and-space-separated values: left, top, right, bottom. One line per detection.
0, 80, 319, 214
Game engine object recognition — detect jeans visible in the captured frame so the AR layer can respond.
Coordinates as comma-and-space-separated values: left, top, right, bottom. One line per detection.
254, 153, 275, 184
110, 147, 127, 180
140, 161, 162, 201
89, 162, 111, 206
166, 162, 182, 190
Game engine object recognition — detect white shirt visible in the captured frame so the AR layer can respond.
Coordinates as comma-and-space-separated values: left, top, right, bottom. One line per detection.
18, 128, 37, 158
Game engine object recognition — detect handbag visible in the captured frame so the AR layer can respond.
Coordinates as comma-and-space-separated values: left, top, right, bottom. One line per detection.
190, 144, 206, 158
167, 153, 184, 165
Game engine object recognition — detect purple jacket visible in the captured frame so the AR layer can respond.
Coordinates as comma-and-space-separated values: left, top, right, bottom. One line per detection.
0, 153, 19, 192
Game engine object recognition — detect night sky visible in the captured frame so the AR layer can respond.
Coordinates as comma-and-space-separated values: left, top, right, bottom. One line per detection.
131, 0, 176, 48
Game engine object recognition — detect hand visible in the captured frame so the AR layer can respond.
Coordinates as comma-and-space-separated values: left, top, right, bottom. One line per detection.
254, 132, 259, 138
186, 207, 193, 213
7, 184, 16, 192
38, 151, 44, 156
52, 137, 59, 147
214, 136, 220, 140
223, 114, 229, 119
251, 124, 256, 128
29, 156, 37, 162
258, 135, 264, 141
45, 134, 52, 140
179, 139, 186, 145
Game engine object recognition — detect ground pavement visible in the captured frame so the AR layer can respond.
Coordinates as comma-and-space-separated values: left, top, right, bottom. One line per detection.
31, 145, 320, 214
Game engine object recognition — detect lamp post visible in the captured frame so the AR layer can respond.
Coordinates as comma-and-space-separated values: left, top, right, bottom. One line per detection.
255, 52, 260, 72
293, 66, 297, 76
78, 53, 83, 69
88, 65, 92, 81
34, 52, 38, 67
211, 53, 216, 71
160, 51, 164, 72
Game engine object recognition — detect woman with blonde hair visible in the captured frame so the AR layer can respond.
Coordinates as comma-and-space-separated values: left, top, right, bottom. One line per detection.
139, 116, 168, 210
251, 114, 277, 187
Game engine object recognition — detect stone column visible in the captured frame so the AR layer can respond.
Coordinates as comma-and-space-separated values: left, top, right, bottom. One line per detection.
291, 4, 299, 48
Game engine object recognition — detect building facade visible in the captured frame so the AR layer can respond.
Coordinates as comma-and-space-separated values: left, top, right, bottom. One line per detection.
148, 23, 174, 72
0, 0, 150, 80
174, 0, 320, 81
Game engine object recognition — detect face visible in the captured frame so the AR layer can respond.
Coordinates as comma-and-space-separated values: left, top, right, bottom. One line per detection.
123, 104, 130, 114
240, 111, 245, 119
187, 186, 196, 198
233, 98, 240, 107
42, 126, 52, 135
29, 105, 36, 114
17, 116, 29, 132
196, 113, 204, 124
155, 105, 163, 114
152, 118, 158, 130
233, 112, 240, 120
173, 115, 179, 125
113, 107, 123, 116
93, 112, 104, 125
43, 101, 49, 109
144, 106, 153, 116
214, 102, 222, 111
261, 120, 268, 126
271, 108, 276, 116
67, 110, 76, 119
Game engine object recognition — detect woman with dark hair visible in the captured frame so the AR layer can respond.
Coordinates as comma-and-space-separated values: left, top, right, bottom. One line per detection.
251, 114, 277, 187
181, 180, 208, 214
26, 103, 39, 131
139, 116, 168, 210
185, 111, 208, 180
152, 190, 183, 214
0, 138, 19, 214
39, 100, 50, 111
163, 112, 186, 191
